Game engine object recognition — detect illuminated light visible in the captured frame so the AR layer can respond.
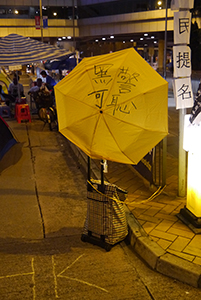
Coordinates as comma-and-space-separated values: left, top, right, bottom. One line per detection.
144, 44, 148, 46
159, 6, 162, 9
53, 12, 57, 16
62, 37, 66, 39
123, 41, 125, 43
14, 10, 19, 14
95, 39, 98, 42
102, 37, 106, 41
186, 152, 201, 217
58, 38, 62, 41
157, 1, 162, 5
151, 36, 155, 39
183, 114, 201, 217
110, 35, 114, 39
67, 36, 71, 39
42, 6, 47, 10
140, 38, 143, 41
144, 33, 148, 37
154, 41, 157, 43
130, 39, 134, 42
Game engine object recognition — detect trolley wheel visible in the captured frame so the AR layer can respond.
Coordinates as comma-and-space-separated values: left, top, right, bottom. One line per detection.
38, 107, 47, 122
47, 113, 52, 131
81, 234, 87, 242
104, 243, 112, 252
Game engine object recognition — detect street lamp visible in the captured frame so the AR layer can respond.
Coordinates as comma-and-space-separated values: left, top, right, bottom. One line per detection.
39, 0, 43, 42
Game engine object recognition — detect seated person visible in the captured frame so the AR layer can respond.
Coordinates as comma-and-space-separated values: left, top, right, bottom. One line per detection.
28, 78, 52, 109
8, 77, 25, 100
28, 78, 50, 95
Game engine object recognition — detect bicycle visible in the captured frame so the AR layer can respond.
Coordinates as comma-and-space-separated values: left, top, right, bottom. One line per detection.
38, 104, 57, 131
30, 89, 58, 131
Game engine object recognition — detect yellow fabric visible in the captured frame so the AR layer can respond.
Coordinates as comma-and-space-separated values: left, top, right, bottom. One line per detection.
0, 70, 11, 93
55, 48, 168, 165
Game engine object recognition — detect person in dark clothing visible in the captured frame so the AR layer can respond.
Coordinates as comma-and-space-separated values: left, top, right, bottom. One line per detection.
40, 70, 56, 91
8, 77, 24, 99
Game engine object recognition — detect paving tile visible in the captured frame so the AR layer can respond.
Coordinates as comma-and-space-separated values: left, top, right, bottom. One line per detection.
157, 238, 172, 250
193, 257, 201, 266
184, 235, 201, 257
167, 249, 195, 262
145, 201, 165, 208
171, 220, 195, 233
138, 219, 146, 226
160, 204, 180, 214
143, 206, 162, 217
151, 236, 159, 243
154, 219, 175, 232
142, 221, 157, 234
158, 199, 184, 205
167, 227, 195, 239
137, 214, 162, 224
132, 207, 148, 217
154, 212, 178, 222
169, 236, 191, 252
149, 229, 177, 241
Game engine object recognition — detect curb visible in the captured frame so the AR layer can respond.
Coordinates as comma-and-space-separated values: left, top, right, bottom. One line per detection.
67, 138, 201, 288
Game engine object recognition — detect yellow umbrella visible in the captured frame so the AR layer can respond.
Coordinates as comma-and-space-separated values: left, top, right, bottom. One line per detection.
55, 48, 168, 165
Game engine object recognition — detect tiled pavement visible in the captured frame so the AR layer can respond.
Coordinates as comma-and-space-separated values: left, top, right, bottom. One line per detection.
92, 106, 201, 267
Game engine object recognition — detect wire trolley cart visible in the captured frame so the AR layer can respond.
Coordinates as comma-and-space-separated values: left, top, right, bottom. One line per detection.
81, 179, 128, 251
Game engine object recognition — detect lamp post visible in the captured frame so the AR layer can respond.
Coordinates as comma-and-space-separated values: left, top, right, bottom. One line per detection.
162, 0, 168, 186
39, 0, 43, 42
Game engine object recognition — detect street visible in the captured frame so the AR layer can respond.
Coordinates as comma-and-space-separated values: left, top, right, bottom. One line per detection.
0, 115, 201, 299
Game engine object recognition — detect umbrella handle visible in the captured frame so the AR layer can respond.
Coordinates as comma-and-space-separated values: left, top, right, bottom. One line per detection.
101, 160, 104, 192
88, 156, 91, 182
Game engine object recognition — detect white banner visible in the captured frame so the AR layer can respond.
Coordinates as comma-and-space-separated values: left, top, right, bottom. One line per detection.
173, 45, 191, 78
183, 115, 201, 152
174, 11, 191, 45
171, 0, 194, 10
173, 77, 194, 109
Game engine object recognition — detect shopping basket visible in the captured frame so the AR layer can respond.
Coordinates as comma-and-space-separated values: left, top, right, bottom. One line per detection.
81, 179, 128, 251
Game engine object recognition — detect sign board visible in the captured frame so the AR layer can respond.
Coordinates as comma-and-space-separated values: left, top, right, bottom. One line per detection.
173, 77, 194, 109
171, 0, 194, 10
174, 11, 191, 45
35, 16, 40, 29
173, 45, 191, 78
43, 16, 48, 29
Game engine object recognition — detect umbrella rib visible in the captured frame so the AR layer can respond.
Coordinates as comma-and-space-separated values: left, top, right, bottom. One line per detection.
101, 114, 137, 162
101, 49, 132, 106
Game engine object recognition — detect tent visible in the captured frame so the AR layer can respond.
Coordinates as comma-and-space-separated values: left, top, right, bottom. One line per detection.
44, 57, 82, 71
0, 116, 17, 160
0, 34, 73, 66
0, 69, 12, 93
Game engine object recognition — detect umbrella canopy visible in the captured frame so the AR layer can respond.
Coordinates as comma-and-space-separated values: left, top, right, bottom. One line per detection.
55, 48, 168, 165
0, 34, 73, 66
